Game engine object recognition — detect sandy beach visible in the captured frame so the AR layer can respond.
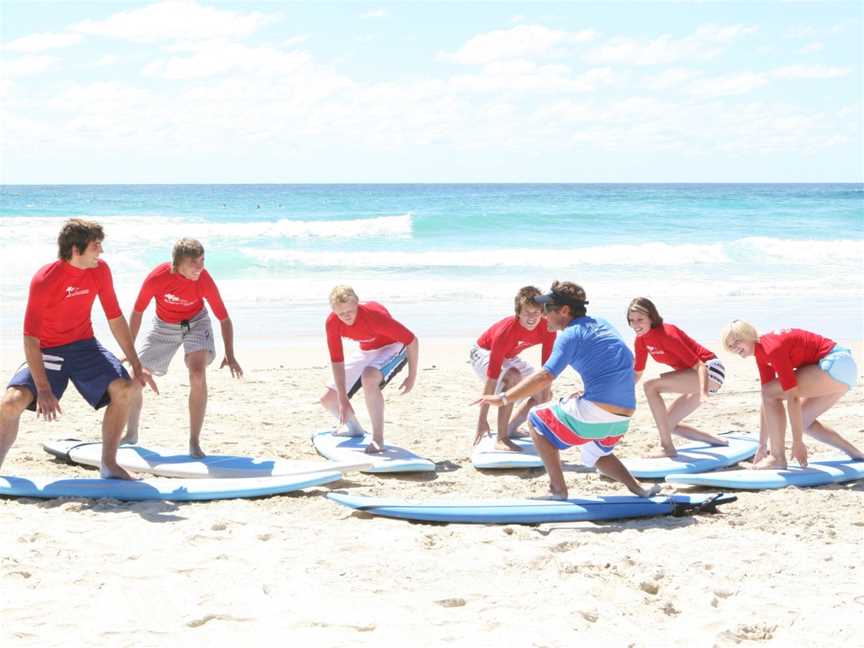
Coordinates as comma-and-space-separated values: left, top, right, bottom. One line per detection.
1, 338, 862, 647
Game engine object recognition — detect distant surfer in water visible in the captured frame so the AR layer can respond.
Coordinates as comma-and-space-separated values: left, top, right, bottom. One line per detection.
476, 281, 660, 499
627, 297, 729, 457
0, 219, 156, 479
470, 286, 555, 451
722, 320, 863, 469
320, 286, 419, 454
122, 238, 243, 457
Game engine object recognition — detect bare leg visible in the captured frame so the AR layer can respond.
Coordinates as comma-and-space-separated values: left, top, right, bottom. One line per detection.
801, 392, 864, 459
595, 454, 661, 498
186, 351, 208, 457
100, 378, 136, 480
667, 394, 728, 446
643, 377, 677, 456
529, 423, 566, 498
496, 369, 522, 451
508, 385, 551, 438
754, 392, 789, 469
320, 388, 365, 435
361, 367, 385, 453
120, 374, 143, 445
0, 387, 33, 469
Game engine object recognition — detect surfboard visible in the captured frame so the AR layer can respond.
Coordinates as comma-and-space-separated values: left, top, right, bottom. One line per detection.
42, 439, 372, 478
471, 433, 544, 470
311, 431, 435, 473
665, 458, 864, 490
327, 491, 736, 524
0, 471, 341, 502
621, 432, 759, 479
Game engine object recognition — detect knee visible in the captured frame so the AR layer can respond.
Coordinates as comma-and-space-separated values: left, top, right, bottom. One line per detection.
501, 369, 520, 390
109, 380, 132, 406
188, 366, 207, 386
643, 379, 660, 395
0, 390, 28, 421
360, 368, 381, 391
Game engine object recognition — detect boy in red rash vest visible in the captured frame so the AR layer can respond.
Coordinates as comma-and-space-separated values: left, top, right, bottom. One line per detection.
723, 320, 863, 469
123, 239, 242, 457
0, 219, 157, 479
627, 297, 729, 457
470, 286, 555, 451
320, 285, 418, 454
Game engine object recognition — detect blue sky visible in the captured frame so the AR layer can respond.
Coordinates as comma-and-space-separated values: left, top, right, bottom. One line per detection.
2, 1, 861, 183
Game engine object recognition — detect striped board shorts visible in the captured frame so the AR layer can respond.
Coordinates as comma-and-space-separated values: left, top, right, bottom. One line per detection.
329, 342, 408, 399
138, 308, 216, 376
528, 395, 631, 467
706, 358, 726, 393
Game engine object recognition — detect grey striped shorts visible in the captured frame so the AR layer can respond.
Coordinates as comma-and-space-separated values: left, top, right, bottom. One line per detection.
138, 308, 216, 376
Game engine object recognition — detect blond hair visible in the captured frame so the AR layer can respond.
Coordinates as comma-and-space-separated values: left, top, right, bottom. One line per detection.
329, 285, 358, 306
721, 320, 759, 351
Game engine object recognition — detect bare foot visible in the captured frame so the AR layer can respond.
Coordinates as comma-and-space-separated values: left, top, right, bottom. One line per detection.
638, 484, 663, 498
709, 438, 730, 447
189, 444, 206, 458
100, 463, 140, 481
750, 456, 787, 470
508, 427, 530, 439
364, 440, 385, 454
333, 425, 366, 438
648, 446, 678, 459
495, 438, 524, 452
119, 433, 138, 445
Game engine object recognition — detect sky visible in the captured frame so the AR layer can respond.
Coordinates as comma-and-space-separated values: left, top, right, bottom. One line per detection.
1, 0, 862, 183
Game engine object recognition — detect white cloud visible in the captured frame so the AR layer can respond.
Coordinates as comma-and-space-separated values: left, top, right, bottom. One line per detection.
3, 56, 60, 78
641, 67, 703, 91
584, 24, 758, 66
771, 65, 849, 80
362, 9, 388, 19
800, 41, 824, 54
687, 73, 767, 97
5, 32, 82, 53
449, 62, 617, 94
71, 0, 278, 43
438, 25, 596, 65
142, 41, 330, 80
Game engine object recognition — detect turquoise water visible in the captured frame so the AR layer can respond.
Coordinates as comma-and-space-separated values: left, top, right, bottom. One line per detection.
1, 184, 862, 347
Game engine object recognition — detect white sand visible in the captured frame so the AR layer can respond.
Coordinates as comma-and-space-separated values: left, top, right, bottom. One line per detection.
1, 340, 862, 647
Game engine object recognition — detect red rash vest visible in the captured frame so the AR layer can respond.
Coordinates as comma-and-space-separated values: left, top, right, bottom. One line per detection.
755, 328, 835, 391
133, 262, 228, 323
476, 315, 556, 380
633, 323, 716, 372
23, 259, 122, 349
326, 302, 415, 363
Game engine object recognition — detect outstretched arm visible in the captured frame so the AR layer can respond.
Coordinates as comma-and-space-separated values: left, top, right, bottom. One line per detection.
475, 369, 554, 408
399, 337, 419, 394
218, 317, 243, 378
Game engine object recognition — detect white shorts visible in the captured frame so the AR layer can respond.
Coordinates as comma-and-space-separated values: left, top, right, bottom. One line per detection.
329, 342, 406, 397
138, 308, 216, 376
469, 345, 534, 393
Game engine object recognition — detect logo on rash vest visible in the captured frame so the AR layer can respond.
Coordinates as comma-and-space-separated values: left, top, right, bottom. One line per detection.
64, 286, 91, 299
164, 293, 196, 307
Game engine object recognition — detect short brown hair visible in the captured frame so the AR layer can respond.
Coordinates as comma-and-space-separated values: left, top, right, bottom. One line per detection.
57, 219, 104, 261
549, 280, 587, 317
514, 286, 542, 314
172, 238, 205, 271
627, 297, 663, 328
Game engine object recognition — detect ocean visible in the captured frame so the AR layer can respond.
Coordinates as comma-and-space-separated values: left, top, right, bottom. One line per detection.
1, 184, 862, 355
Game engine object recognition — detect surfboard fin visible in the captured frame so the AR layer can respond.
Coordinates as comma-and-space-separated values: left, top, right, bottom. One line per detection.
671, 493, 737, 517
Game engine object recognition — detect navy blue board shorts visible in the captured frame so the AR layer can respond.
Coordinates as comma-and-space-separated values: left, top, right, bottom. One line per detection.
8, 338, 130, 411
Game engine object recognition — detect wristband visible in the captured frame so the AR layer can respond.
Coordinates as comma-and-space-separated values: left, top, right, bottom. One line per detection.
500, 393, 509, 406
